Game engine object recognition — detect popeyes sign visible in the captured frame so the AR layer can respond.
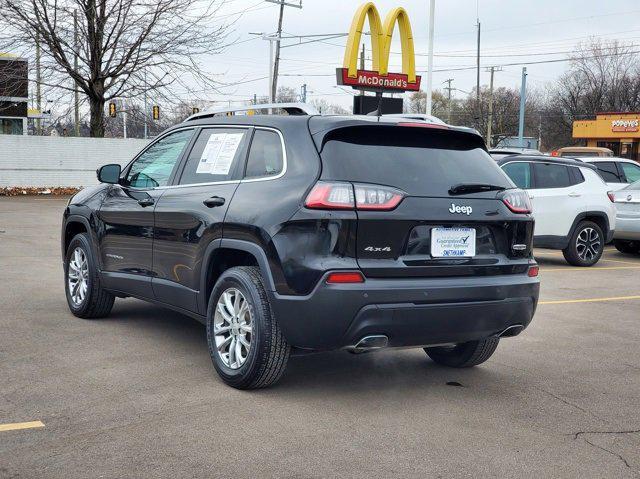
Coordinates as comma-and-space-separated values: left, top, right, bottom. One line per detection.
611, 119, 639, 132
336, 2, 421, 92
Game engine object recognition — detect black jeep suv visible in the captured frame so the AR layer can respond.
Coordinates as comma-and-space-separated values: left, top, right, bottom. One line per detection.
62, 111, 539, 389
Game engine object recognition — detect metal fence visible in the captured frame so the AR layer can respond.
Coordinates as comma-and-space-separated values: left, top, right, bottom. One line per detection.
0, 135, 150, 187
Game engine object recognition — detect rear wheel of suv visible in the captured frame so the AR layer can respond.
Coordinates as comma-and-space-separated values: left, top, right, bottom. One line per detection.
64, 233, 115, 318
424, 338, 500, 368
206, 266, 290, 389
613, 240, 640, 255
562, 221, 604, 266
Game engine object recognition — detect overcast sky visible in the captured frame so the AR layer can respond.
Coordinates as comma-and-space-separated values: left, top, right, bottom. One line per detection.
180, 0, 640, 110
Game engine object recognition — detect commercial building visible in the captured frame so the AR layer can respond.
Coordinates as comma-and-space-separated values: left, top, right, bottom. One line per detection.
573, 112, 640, 162
0, 55, 29, 135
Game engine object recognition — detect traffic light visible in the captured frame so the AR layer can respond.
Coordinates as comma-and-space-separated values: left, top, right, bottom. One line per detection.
108, 102, 117, 118
152, 105, 160, 120
192, 107, 200, 114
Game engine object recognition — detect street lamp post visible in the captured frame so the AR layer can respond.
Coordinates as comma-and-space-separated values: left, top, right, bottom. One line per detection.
426, 0, 435, 115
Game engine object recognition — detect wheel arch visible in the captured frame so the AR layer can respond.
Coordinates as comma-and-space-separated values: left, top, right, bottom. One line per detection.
571, 211, 609, 239
198, 239, 277, 314
62, 215, 95, 262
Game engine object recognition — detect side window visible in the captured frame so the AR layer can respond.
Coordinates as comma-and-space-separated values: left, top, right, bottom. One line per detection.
594, 161, 623, 182
179, 128, 250, 185
501, 162, 531, 189
569, 166, 585, 185
126, 129, 194, 188
533, 163, 572, 189
245, 129, 284, 179
621, 162, 640, 183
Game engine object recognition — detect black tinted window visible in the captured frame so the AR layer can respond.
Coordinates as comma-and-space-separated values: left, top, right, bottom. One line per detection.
533, 163, 572, 188
502, 162, 531, 188
179, 128, 250, 185
126, 129, 193, 188
245, 130, 284, 179
594, 162, 622, 182
319, 126, 512, 196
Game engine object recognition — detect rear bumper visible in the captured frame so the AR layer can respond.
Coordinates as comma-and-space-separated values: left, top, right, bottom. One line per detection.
270, 272, 539, 350
614, 217, 640, 240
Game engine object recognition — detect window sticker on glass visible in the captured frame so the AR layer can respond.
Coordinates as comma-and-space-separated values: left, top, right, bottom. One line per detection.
196, 133, 244, 175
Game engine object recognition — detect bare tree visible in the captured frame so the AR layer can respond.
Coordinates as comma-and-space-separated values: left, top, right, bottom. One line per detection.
543, 40, 640, 148
0, 0, 233, 137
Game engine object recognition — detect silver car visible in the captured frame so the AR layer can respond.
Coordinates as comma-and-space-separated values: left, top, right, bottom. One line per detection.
613, 180, 640, 254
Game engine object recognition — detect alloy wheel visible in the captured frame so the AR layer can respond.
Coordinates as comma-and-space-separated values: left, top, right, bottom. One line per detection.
576, 227, 601, 262
213, 288, 253, 369
68, 247, 89, 306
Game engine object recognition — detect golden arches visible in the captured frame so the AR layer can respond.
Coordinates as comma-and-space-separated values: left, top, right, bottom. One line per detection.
342, 2, 417, 84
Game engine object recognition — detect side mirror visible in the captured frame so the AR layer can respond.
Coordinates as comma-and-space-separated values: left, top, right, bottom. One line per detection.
97, 164, 121, 184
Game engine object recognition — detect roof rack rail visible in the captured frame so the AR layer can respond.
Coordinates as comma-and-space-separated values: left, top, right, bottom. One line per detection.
185, 102, 319, 122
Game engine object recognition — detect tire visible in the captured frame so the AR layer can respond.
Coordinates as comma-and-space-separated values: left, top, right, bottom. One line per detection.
562, 220, 604, 266
64, 233, 115, 318
206, 266, 290, 389
425, 338, 500, 368
613, 239, 640, 255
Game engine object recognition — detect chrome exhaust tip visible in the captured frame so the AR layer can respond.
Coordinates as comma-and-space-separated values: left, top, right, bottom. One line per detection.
348, 335, 389, 353
497, 324, 524, 338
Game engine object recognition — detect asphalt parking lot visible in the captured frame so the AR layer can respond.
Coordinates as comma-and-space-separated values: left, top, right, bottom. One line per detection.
1, 197, 639, 478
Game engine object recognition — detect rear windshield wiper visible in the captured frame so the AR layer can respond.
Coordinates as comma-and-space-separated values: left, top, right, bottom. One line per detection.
449, 183, 507, 195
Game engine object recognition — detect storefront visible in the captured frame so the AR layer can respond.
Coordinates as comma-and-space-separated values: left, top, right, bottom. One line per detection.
573, 112, 640, 162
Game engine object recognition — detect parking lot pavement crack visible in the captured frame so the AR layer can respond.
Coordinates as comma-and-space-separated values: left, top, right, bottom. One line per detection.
567, 430, 640, 475
540, 388, 604, 422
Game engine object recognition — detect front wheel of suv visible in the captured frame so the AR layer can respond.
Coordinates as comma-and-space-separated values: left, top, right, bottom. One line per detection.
613, 239, 640, 255
562, 221, 604, 266
425, 338, 500, 368
64, 233, 115, 318
206, 266, 290, 389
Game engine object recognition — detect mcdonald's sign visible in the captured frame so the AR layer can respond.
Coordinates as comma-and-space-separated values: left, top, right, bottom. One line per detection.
336, 2, 421, 92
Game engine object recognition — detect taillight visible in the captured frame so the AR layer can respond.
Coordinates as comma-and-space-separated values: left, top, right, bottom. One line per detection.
528, 265, 539, 277
551, 150, 559, 157
304, 181, 354, 209
305, 182, 405, 211
326, 271, 365, 284
501, 189, 532, 214
607, 191, 615, 202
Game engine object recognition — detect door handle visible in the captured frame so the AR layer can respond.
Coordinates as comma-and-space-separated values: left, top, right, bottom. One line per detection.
138, 197, 154, 207
203, 196, 226, 208
568, 192, 581, 198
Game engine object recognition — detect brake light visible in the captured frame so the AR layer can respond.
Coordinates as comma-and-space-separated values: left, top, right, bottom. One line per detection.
305, 182, 354, 209
551, 150, 559, 157
607, 191, 615, 202
397, 122, 449, 130
326, 271, 365, 284
501, 189, 532, 214
528, 265, 539, 277
305, 182, 405, 211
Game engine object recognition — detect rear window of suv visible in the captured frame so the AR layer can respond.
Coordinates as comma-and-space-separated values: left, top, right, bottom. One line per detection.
319, 126, 512, 196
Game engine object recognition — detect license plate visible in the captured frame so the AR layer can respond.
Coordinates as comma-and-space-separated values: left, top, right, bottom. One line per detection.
431, 227, 476, 257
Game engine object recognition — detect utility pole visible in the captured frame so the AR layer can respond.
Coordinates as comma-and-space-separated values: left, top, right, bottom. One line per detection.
476, 20, 481, 121
35, 33, 41, 135
443, 78, 454, 124
426, 0, 435, 115
143, 69, 148, 139
121, 100, 127, 139
267, 0, 302, 102
73, 10, 80, 136
301, 83, 307, 103
518, 67, 527, 148
485, 66, 502, 148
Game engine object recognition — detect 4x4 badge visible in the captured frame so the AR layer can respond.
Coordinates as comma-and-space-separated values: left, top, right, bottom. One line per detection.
448, 203, 473, 215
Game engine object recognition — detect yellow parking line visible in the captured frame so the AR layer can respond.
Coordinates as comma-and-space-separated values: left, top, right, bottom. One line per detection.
542, 266, 640, 272
0, 421, 45, 432
540, 295, 640, 305
597, 258, 640, 265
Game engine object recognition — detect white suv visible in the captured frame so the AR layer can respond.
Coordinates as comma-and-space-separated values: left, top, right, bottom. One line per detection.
573, 157, 640, 191
498, 156, 616, 266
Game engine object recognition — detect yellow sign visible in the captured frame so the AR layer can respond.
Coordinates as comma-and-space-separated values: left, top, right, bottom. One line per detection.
338, 2, 419, 91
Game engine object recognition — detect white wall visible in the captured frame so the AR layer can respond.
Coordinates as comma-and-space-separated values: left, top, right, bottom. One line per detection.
0, 135, 150, 187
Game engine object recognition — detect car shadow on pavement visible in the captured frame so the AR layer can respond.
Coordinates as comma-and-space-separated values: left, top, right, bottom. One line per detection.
102, 299, 510, 396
